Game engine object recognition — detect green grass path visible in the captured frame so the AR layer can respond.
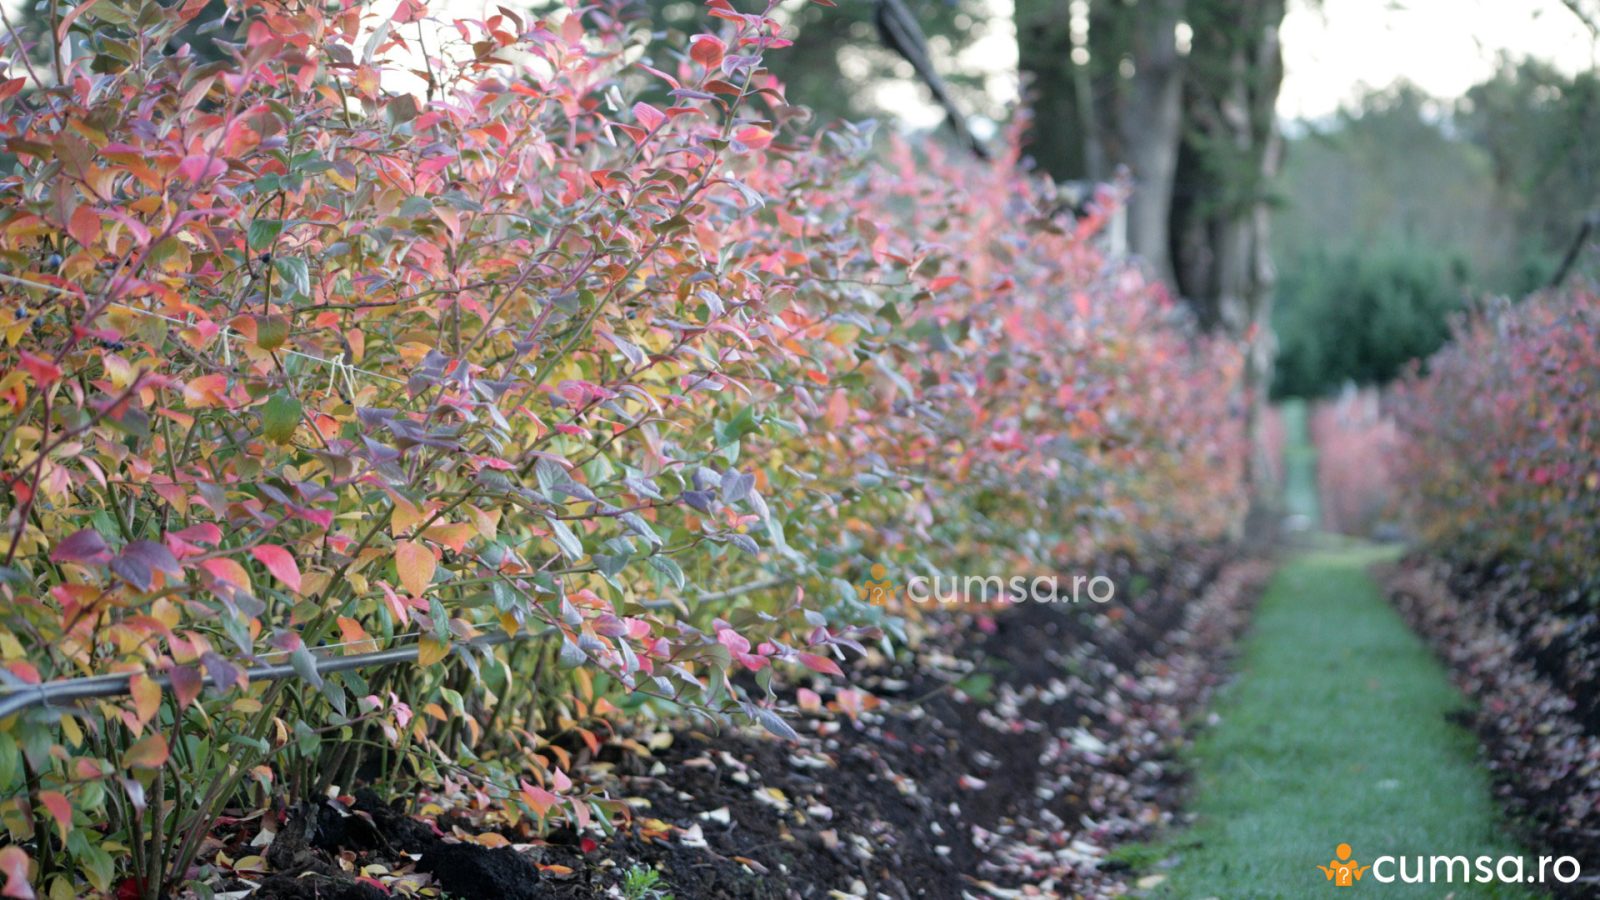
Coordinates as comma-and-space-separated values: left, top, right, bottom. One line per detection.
1130, 400, 1530, 897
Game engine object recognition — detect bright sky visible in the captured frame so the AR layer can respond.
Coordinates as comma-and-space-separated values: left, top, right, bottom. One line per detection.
1278, 0, 1599, 121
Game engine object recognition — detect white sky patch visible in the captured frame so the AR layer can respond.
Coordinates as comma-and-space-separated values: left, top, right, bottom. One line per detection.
1277, 0, 1598, 121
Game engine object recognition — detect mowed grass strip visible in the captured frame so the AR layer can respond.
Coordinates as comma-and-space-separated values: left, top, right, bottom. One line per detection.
1139, 546, 1534, 898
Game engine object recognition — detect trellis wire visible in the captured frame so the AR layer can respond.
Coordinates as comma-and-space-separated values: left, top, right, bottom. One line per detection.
0, 631, 522, 720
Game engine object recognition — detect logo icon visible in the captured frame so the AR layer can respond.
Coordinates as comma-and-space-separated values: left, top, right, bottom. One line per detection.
856, 563, 900, 606
1319, 843, 1371, 887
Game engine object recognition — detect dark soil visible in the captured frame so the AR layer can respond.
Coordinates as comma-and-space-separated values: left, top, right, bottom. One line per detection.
254, 547, 1270, 899
1381, 556, 1600, 898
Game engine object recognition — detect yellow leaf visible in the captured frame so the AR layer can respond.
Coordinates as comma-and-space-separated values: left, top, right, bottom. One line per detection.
130, 673, 161, 727
60, 714, 82, 748
468, 505, 501, 542
394, 540, 434, 597
416, 635, 448, 667
390, 497, 424, 535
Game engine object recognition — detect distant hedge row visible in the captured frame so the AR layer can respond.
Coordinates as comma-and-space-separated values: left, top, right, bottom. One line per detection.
1394, 285, 1600, 595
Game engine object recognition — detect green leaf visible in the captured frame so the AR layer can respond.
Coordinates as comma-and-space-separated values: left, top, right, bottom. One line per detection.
274, 256, 310, 296
293, 719, 319, 755
0, 732, 16, 788
547, 517, 584, 560
260, 393, 302, 444
717, 406, 761, 447
646, 555, 685, 590
558, 637, 586, 669
751, 706, 798, 741
247, 219, 283, 251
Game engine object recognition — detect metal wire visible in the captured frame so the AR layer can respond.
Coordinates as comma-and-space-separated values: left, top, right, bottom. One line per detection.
0, 631, 523, 720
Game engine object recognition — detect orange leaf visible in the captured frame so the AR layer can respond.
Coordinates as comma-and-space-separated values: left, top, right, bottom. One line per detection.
199, 557, 252, 593
183, 373, 229, 408
336, 617, 378, 655
122, 733, 169, 770
735, 125, 773, 149
67, 206, 100, 248
422, 522, 475, 553
395, 540, 435, 597
521, 782, 558, 817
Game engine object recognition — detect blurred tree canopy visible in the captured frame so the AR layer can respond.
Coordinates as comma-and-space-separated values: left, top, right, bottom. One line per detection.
1271, 61, 1600, 399
1272, 245, 1468, 399
1460, 57, 1600, 289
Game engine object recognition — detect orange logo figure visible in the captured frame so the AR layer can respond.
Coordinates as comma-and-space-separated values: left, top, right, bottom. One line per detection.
1318, 843, 1371, 887
857, 564, 899, 606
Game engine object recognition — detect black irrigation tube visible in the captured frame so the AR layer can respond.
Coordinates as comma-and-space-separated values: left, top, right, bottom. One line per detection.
0, 631, 520, 720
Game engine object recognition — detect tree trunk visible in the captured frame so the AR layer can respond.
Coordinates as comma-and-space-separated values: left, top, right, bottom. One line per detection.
1117, 0, 1186, 284
1173, 0, 1285, 522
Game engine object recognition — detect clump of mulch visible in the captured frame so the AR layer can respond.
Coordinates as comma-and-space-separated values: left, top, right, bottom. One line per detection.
1381, 557, 1600, 898
246, 547, 1270, 899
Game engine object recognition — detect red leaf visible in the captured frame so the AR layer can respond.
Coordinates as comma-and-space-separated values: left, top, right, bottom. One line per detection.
797, 653, 843, 677
176, 154, 226, 184
0, 846, 32, 900
37, 791, 71, 839
172, 523, 222, 545
17, 351, 61, 386
393, 0, 427, 23
689, 35, 725, 69
633, 102, 667, 132
252, 544, 302, 592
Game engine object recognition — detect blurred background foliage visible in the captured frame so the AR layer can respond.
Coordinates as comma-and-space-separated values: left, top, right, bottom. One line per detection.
1273, 62, 1600, 398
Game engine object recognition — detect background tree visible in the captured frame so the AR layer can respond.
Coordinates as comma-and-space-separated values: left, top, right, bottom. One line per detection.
1271, 68, 1599, 398
642, 0, 998, 129
1016, 0, 1285, 506
1459, 57, 1600, 290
